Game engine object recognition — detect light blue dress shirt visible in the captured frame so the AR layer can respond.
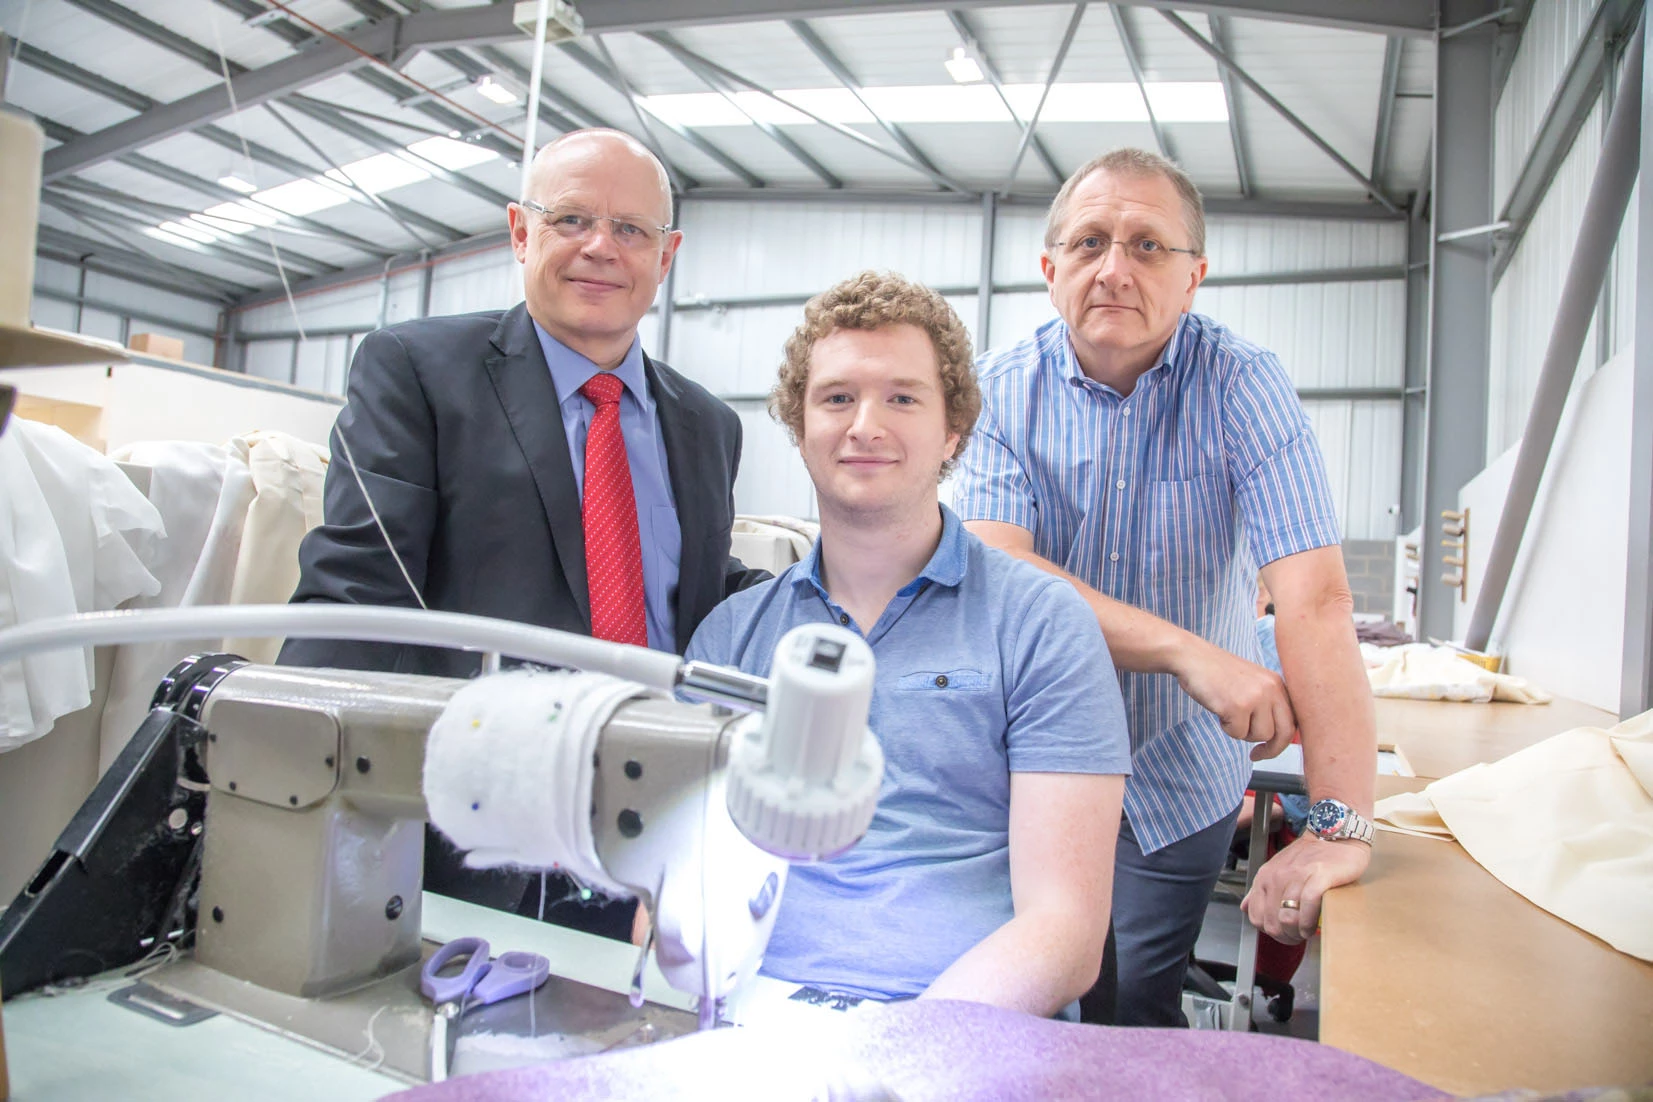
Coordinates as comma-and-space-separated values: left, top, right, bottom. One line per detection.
688, 505, 1132, 1000
533, 321, 680, 652
953, 312, 1343, 853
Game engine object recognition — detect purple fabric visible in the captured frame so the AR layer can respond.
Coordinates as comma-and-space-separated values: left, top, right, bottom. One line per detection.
384, 998, 1438, 1102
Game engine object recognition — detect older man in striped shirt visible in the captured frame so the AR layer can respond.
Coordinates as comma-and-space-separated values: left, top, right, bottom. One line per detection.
954, 148, 1376, 1027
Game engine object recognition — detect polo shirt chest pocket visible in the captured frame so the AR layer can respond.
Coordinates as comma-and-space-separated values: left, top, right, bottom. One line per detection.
895, 669, 993, 692
1145, 474, 1231, 591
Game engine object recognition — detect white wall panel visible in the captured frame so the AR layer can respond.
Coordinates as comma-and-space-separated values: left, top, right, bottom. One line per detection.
732, 407, 816, 519
993, 208, 1407, 284
427, 247, 523, 318
674, 202, 982, 299
1302, 399, 1404, 541
1494, 0, 1603, 210
1196, 281, 1405, 389
1489, 96, 1606, 460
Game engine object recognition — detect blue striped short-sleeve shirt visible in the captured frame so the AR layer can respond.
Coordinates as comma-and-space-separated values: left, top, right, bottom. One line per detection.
952, 312, 1342, 852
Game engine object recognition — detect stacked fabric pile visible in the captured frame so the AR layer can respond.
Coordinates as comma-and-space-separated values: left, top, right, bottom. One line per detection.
1361, 642, 1551, 704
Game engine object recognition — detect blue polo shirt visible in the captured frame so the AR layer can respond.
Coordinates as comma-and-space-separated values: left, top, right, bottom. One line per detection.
687, 505, 1131, 1000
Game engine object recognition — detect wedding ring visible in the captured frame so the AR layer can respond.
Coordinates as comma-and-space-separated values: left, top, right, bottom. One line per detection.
1280, 898, 1301, 911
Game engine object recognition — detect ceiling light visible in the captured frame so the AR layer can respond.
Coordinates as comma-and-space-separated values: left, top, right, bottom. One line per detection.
945, 46, 983, 84
218, 174, 258, 194
474, 74, 521, 106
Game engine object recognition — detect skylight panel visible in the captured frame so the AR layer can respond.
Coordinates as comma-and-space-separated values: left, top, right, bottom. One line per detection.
406, 135, 499, 170
144, 226, 205, 250
641, 92, 753, 128
1145, 82, 1230, 122
253, 177, 350, 216
326, 152, 430, 194
775, 88, 874, 125
860, 84, 1011, 124
198, 201, 279, 234
1013, 83, 1148, 122
156, 220, 219, 244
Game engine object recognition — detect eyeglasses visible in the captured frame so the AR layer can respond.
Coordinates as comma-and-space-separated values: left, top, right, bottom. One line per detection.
519, 200, 671, 251
1050, 233, 1200, 268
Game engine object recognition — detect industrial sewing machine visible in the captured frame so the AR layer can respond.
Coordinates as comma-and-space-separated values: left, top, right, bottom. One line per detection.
0, 610, 883, 1084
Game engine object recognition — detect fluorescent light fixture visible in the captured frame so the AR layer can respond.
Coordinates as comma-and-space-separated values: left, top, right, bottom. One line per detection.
945, 46, 983, 84
406, 135, 499, 170
326, 152, 430, 194
217, 174, 258, 194
253, 177, 350, 216
474, 74, 520, 106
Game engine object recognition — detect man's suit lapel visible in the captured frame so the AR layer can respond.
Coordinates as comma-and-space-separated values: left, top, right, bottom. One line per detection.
647, 354, 714, 652
484, 304, 590, 630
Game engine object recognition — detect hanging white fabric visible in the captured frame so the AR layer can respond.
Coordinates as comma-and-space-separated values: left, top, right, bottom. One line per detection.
0, 421, 163, 752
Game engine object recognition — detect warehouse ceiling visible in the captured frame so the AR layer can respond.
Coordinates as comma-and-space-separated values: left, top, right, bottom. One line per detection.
0, 0, 1459, 306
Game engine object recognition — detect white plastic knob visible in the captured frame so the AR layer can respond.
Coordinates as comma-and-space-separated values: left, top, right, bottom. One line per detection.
725, 624, 883, 862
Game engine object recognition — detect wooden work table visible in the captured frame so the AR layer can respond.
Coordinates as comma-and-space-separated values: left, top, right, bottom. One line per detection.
1374, 694, 1619, 780
1319, 701, 1653, 1096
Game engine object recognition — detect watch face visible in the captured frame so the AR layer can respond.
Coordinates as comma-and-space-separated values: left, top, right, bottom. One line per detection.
1308, 799, 1349, 838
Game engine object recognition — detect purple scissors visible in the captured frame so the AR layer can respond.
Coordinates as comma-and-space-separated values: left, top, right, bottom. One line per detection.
422, 937, 551, 1081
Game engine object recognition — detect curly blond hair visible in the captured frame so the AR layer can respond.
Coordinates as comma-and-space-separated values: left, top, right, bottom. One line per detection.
770, 271, 980, 478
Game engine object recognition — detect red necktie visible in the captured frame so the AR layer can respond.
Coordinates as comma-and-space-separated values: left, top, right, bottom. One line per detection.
579, 372, 648, 647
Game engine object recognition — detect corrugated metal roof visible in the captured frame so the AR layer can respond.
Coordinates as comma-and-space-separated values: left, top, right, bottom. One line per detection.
5, 0, 1438, 299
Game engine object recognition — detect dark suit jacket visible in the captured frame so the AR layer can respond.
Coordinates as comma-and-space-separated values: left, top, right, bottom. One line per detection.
279, 302, 767, 675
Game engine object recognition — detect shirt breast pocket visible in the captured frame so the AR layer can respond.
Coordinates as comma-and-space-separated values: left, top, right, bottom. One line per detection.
1145, 474, 1231, 592
895, 669, 993, 692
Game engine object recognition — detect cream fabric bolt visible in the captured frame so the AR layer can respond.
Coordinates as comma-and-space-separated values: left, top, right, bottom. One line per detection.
0, 421, 163, 752
424, 668, 646, 897
99, 431, 327, 769
1366, 643, 1553, 704
222, 431, 328, 663
1374, 710, 1653, 961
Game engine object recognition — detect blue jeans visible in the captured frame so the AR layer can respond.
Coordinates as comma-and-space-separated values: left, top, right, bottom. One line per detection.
1110, 806, 1241, 1027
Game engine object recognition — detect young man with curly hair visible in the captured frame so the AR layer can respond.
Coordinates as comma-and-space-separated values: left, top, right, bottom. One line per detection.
688, 271, 1131, 1016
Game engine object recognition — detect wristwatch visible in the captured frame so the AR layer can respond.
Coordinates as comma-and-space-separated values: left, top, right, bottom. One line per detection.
1305, 798, 1375, 845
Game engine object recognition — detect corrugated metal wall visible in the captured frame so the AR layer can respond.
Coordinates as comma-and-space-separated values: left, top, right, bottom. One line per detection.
1492, 0, 1602, 211
27, 256, 221, 366
1488, 2, 1635, 465
230, 198, 1407, 537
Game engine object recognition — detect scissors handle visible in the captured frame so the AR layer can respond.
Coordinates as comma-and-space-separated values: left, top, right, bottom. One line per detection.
470, 950, 550, 1006
421, 936, 491, 1005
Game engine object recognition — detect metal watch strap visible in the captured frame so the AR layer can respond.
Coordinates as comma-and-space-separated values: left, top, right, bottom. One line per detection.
1335, 808, 1375, 845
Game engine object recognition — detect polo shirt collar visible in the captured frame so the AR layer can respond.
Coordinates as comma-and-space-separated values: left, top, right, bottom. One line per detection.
793, 504, 970, 601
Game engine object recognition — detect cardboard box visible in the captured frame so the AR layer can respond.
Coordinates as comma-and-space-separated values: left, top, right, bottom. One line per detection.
127, 332, 185, 360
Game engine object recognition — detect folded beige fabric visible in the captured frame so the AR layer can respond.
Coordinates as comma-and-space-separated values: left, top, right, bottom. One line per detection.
223, 430, 328, 664
1374, 710, 1653, 961
1366, 643, 1552, 704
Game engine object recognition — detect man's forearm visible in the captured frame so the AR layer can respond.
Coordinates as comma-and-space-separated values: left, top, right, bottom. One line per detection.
991, 546, 1195, 676
921, 909, 1105, 1017
1274, 601, 1376, 814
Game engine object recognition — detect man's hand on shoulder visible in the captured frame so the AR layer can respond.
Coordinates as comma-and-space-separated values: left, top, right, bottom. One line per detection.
1172, 638, 1297, 760
1241, 832, 1370, 944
